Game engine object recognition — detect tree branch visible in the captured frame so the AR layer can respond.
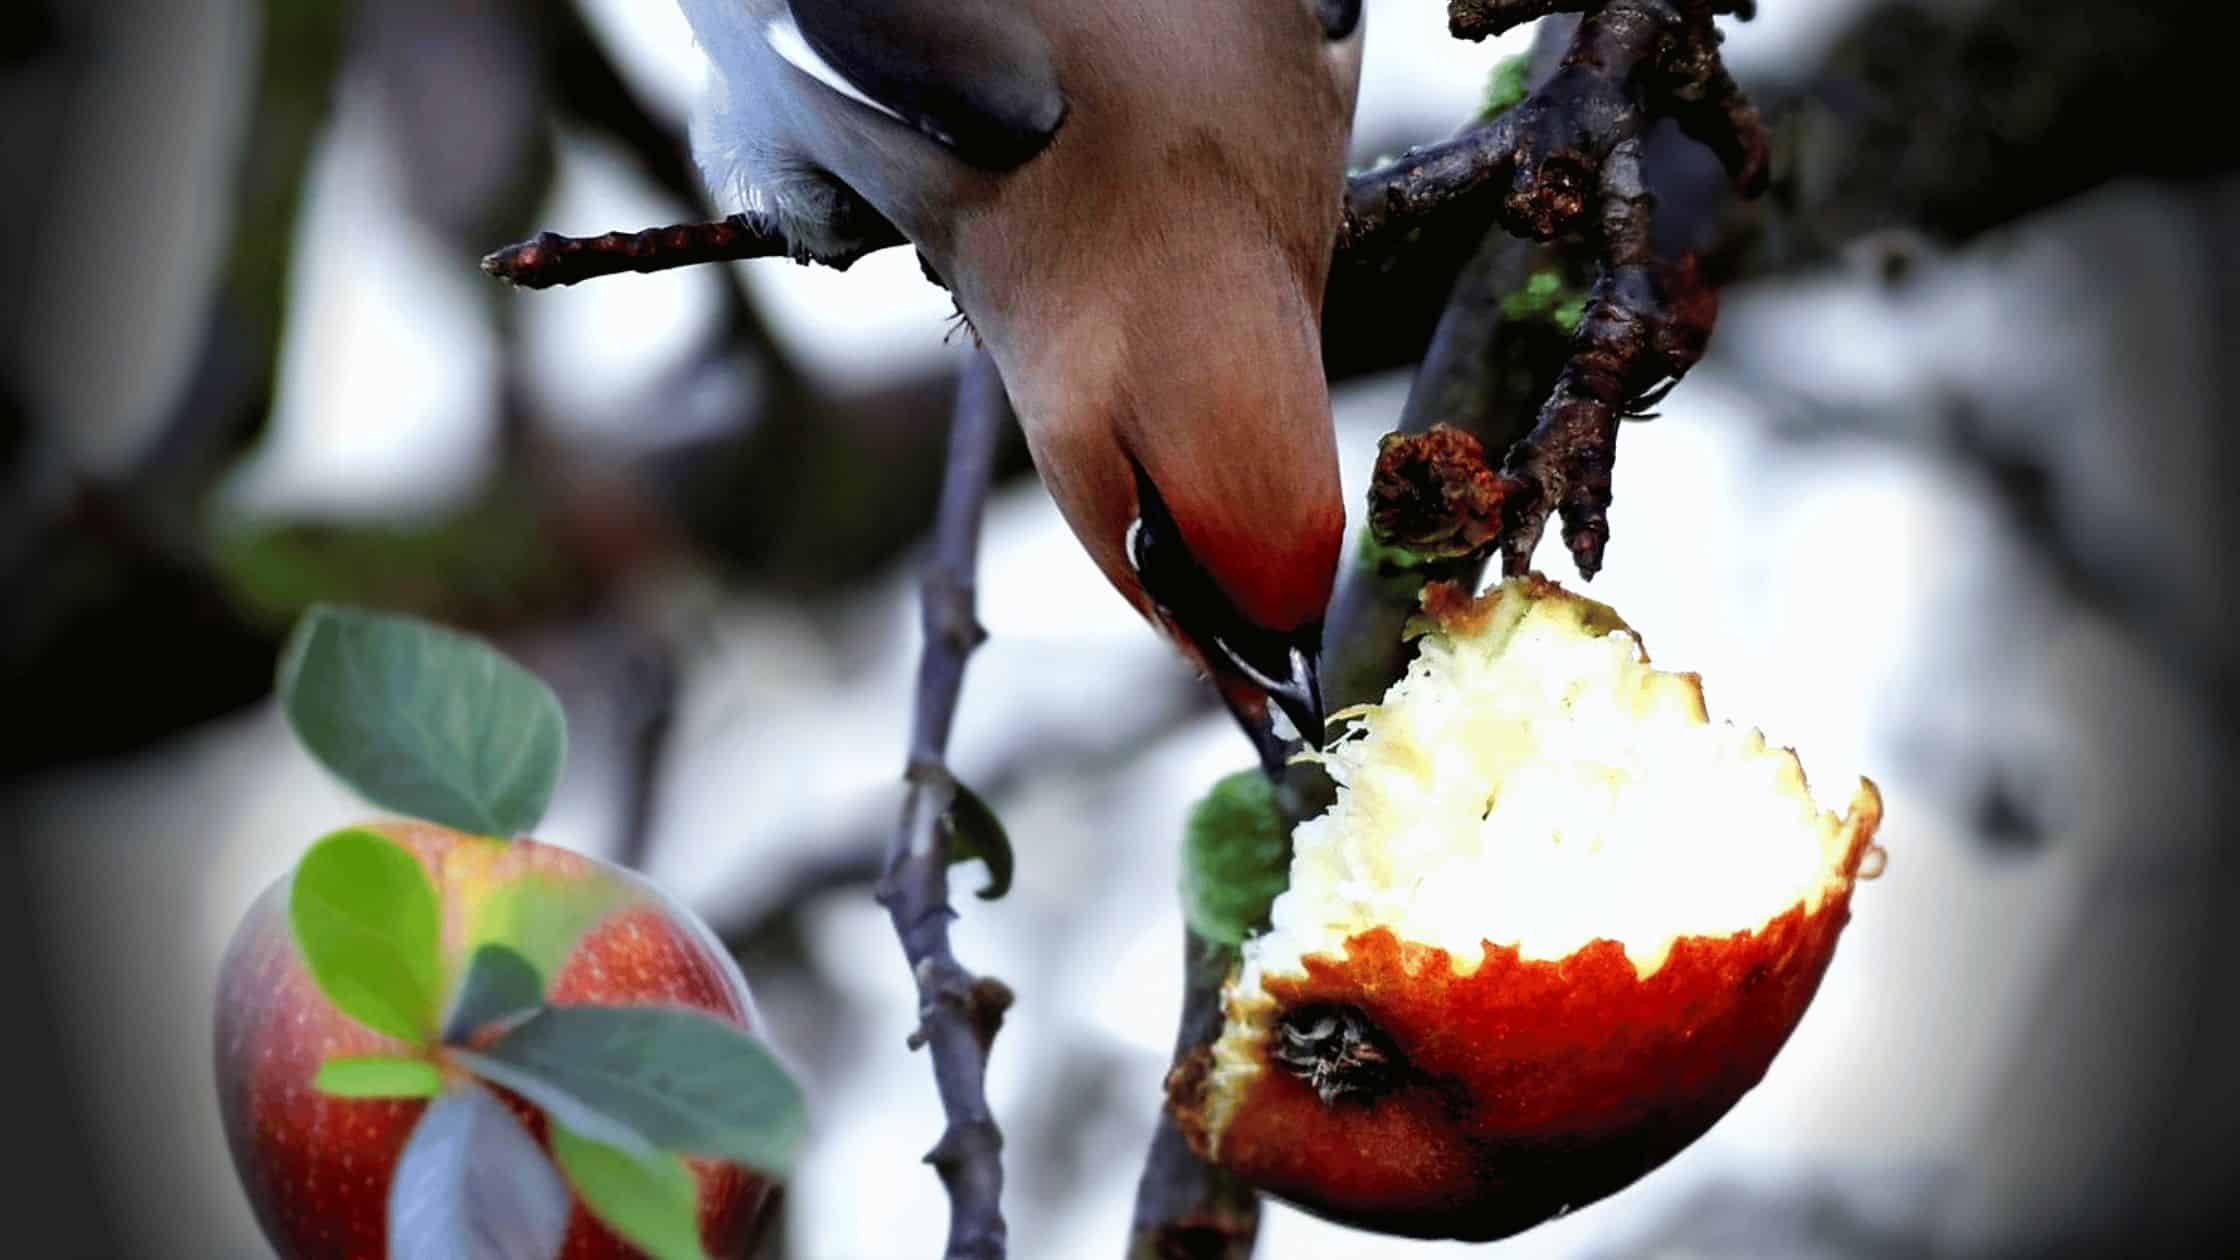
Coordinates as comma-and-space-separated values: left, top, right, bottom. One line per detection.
1332, 234, 1573, 712
1360, 0, 1752, 577
480, 4, 1760, 303
1495, 134, 1720, 576
1127, 930, 1263, 1260
612, 629, 679, 873
481, 213, 904, 287
1448, 1, 1588, 42
874, 351, 1014, 1260
1447, 0, 1755, 43
709, 677, 1213, 954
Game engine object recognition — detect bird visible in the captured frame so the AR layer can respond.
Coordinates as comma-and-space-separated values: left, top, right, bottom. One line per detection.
674, 0, 1366, 770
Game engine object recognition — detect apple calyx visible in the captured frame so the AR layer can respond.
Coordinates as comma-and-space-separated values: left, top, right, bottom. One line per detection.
1271, 1005, 1402, 1106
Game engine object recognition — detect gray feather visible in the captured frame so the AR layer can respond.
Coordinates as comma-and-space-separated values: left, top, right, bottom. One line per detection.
784, 0, 1065, 169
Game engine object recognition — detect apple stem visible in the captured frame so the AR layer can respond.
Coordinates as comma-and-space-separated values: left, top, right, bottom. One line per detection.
874, 350, 1013, 1260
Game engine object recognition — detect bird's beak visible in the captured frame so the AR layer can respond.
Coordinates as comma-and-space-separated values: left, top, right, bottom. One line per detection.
1265, 645, 1327, 755
1203, 632, 1329, 777
1210, 643, 1326, 778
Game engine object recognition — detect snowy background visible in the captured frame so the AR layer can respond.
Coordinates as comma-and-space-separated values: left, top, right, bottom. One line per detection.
6, 1, 2234, 1256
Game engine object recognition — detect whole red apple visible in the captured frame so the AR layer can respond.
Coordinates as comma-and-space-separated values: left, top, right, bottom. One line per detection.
215, 820, 776, 1259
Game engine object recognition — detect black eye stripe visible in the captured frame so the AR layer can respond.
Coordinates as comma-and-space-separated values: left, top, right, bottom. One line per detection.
1127, 470, 1201, 613
1314, 0, 1362, 41
1129, 468, 1313, 684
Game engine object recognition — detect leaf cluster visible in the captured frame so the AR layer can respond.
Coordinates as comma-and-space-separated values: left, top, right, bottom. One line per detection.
275, 606, 808, 1259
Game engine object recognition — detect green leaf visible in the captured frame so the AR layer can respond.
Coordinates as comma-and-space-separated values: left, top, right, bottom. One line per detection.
452, 1006, 805, 1175
1479, 52, 1533, 122
389, 1083, 571, 1260
1181, 771, 1293, 947
549, 1123, 709, 1260
314, 1056, 443, 1099
443, 944, 546, 1045
277, 604, 567, 837
289, 827, 445, 1043
944, 778, 1014, 901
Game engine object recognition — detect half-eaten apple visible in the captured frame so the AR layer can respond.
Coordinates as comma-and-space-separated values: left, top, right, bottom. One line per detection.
1169, 575, 1883, 1240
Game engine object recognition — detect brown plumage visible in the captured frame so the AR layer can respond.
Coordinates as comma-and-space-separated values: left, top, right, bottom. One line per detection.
680, 0, 1365, 762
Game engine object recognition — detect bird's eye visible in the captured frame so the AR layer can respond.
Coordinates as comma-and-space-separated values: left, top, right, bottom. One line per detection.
1313, 0, 1362, 40
1126, 473, 1208, 620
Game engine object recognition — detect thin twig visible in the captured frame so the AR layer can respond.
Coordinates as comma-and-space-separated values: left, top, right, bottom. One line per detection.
480, 213, 903, 287
1448, 0, 1754, 41
874, 351, 1014, 1260
1495, 133, 1719, 576
708, 677, 1213, 953
613, 632, 679, 873
1127, 930, 1263, 1260
1448, 0, 1587, 42
484, 110, 1597, 294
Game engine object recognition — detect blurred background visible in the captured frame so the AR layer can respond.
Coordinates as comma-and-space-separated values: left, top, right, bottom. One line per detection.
3, 0, 2233, 1255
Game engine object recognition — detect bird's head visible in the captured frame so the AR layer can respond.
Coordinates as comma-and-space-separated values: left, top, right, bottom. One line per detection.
984, 273, 1347, 770
921, 0, 1364, 767
968, 230, 1346, 769
684, 0, 1365, 763
1125, 454, 1341, 771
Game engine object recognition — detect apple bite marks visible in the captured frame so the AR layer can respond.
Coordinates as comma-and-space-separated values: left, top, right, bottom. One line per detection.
1173, 576, 1884, 1240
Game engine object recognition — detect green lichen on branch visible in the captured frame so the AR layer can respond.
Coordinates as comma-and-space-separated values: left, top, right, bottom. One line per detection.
1500, 269, 1589, 331
1356, 530, 1434, 575
1478, 53, 1535, 123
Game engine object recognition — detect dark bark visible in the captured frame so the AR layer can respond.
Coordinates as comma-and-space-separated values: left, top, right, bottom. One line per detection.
482, 213, 904, 287
874, 353, 1014, 1260
1126, 932, 1262, 1260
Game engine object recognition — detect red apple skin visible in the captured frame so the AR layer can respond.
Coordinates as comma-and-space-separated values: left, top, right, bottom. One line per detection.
1170, 791, 1881, 1242
214, 821, 776, 1259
